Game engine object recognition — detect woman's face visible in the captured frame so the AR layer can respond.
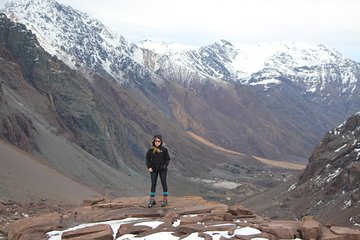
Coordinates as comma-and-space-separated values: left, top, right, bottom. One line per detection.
154, 138, 161, 147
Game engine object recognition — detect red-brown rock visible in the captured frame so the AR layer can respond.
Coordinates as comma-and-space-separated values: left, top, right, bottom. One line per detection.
300, 216, 322, 239
5, 196, 360, 240
330, 226, 360, 240
61, 224, 113, 240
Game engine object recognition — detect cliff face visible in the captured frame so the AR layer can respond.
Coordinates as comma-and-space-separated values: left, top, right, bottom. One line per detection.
0, 28, 36, 153
242, 112, 360, 228
299, 112, 360, 186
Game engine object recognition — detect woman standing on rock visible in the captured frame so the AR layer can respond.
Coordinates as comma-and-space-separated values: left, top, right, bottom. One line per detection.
146, 135, 170, 208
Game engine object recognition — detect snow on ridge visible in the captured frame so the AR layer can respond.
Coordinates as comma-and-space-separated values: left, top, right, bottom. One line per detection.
3, 0, 144, 83
136, 38, 359, 94
4, 0, 123, 49
230, 41, 346, 76
138, 39, 198, 55
3, 0, 359, 93
232, 42, 283, 75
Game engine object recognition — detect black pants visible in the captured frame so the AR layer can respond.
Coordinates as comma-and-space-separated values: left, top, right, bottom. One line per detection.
150, 170, 168, 194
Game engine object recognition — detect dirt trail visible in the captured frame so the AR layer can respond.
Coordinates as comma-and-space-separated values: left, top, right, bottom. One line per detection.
187, 131, 305, 170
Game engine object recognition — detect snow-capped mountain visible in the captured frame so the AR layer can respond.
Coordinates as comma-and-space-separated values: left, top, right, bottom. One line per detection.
137, 39, 198, 55
2, 0, 360, 162
3, 0, 359, 97
142, 39, 360, 97
2, 0, 156, 84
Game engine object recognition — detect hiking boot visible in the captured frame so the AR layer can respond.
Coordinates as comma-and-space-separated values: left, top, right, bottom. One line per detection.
148, 199, 156, 208
161, 200, 168, 207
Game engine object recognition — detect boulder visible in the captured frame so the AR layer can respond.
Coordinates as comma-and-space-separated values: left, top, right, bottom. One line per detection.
300, 216, 322, 239
259, 220, 300, 239
61, 224, 113, 240
330, 226, 360, 240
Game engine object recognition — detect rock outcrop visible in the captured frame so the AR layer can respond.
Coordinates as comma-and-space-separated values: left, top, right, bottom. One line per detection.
6, 196, 360, 240
0, 113, 35, 152
242, 112, 360, 228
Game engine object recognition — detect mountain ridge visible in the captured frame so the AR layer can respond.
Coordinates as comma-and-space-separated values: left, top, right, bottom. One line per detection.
4, 0, 359, 93
2, 0, 360, 163
242, 111, 360, 227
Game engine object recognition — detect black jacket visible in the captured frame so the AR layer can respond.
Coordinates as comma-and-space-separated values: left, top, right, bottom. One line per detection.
146, 146, 170, 172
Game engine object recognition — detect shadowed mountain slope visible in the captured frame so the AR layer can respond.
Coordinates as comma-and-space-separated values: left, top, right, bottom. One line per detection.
242, 112, 360, 228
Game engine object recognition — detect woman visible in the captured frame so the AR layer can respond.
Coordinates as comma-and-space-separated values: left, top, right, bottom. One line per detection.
146, 134, 170, 208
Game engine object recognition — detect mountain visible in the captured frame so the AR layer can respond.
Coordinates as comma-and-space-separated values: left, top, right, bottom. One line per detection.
242, 111, 360, 227
0, 10, 300, 212
142, 39, 359, 95
0, 12, 151, 197
3, 0, 359, 164
1, 0, 360, 233
140, 39, 360, 162
2, 0, 163, 88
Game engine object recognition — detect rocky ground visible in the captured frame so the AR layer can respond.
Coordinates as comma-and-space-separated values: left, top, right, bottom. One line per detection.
3, 196, 360, 240
0, 199, 74, 239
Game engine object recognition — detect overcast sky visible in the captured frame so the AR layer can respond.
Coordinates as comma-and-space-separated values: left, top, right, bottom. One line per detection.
1, 0, 359, 61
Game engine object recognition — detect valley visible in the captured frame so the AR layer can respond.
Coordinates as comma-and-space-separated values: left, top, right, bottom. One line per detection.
0, 1, 360, 237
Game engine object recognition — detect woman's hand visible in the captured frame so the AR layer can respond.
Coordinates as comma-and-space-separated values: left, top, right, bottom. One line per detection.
148, 168, 153, 173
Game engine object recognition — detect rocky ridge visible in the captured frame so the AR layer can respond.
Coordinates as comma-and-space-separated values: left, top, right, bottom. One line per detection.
242, 112, 360, 228
6, 196, 360, 240
2, 0, 153, 85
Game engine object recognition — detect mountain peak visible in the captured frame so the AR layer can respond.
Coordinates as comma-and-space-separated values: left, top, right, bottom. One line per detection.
4, 0, 358, 94
5, 0, 57, 10
3, 0, 144, 83
137, 38, 198, 55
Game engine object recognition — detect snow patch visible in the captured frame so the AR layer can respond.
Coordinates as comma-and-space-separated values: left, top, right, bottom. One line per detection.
343, 199, 352, 209
47, 217, 265, 240
234, 226, 262, 235
334, 144, 347, 153
134, 221, 163, 229
47, 218, 142, 240
326, 168, 342, 183
172, 219, 181, 227
248, 79, 281, 86
288, 183, 297, 191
